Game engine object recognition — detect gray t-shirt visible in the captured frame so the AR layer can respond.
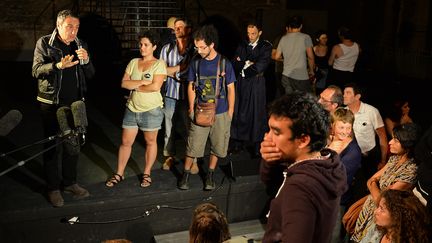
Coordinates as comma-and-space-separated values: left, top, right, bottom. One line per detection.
277, 32, 313, 80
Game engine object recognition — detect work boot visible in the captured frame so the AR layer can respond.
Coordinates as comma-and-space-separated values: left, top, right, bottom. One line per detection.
178, 171, 190, 190
48, 190, 64, 207
190, 159, 199, 174
204, 171, 215, 191
162, 156, 174, 170
64, 184, 90, 199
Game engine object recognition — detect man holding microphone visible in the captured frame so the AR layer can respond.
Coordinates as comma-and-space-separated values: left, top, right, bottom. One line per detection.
32, 9, 95, 207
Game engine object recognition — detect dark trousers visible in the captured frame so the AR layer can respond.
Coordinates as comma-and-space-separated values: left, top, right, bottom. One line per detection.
40, 103, 78, 191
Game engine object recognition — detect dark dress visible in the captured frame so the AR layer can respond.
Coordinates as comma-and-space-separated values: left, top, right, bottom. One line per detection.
231, 39, 272, 143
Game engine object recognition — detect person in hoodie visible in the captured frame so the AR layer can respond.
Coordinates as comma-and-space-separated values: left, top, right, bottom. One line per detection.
260, 91, 347, 243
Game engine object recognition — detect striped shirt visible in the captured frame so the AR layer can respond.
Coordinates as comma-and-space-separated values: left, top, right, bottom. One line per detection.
160, 43, 184, 100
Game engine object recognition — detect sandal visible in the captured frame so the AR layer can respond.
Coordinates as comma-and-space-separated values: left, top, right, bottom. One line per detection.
105, 173, 124, 187
140, 174, 152, 188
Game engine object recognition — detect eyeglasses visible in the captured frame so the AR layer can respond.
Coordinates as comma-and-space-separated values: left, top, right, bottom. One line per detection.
194, 45, 209, 51
319, 96, 333, 104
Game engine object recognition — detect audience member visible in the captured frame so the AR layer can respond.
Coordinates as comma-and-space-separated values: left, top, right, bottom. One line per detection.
189, 202, 231, 243
359, 189, 430, 243
273, 16, 315, 95
351, 123, 421, 242
159, 18, 197, 172
260, 92, 347, 242
105, 30, 167, 188
328, 27, 360, 88
230, 21, 272, 156
344, 83, 388, 197
384, 98, 413, 139
328, 108, 362, 243
318, 85, 344, 113
313, 30, 329, 94
177, 25, 236, 191
32, 9, 94, 207
101, 239, 132, 243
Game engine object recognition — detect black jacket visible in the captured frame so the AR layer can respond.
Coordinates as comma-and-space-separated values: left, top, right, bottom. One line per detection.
32, 29, 95, 105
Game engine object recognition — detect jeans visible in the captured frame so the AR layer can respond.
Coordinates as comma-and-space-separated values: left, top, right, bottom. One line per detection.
163, 97, 189, 157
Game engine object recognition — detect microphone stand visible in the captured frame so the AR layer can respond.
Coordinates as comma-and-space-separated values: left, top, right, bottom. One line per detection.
0, 135, 65, 177
0, 134, 58, 158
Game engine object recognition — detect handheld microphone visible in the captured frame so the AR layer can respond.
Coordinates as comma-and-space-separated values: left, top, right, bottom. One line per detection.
0, 109, 23, 136
71, 101, 87, 134
75, 38, 85, 65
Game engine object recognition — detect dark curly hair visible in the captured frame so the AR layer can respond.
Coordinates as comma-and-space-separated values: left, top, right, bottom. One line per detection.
268, 91, 330, 152
392, 123, 421, 159
138, 30, 160, 47
189, 203, 231, 243
193, 24, 219, 48
377, 189, 430, 243
386, 98, 409, 123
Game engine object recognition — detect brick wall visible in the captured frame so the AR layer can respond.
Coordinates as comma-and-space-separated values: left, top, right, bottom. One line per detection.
0, 0, 73, 61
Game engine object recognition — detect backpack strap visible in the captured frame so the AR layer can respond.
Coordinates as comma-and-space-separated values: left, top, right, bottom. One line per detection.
219, 56, 226, 99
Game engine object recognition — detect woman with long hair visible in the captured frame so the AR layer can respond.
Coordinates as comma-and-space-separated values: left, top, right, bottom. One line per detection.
352, 123, 422, 242
361, 189, 430, 243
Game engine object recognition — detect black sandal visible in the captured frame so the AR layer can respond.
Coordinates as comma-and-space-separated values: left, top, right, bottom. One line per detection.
105, 173, 124, 187
140, 174, 152, 188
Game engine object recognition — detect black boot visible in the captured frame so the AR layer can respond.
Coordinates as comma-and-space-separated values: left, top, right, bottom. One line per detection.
178, 171, 190, 190
204, 171, 215, 191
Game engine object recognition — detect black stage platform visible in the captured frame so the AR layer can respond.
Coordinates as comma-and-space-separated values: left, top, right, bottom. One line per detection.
0, 103, 267, 242
0, 61, 267, 242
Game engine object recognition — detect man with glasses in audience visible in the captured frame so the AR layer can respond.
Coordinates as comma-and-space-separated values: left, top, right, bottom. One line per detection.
318, 85, 343, 113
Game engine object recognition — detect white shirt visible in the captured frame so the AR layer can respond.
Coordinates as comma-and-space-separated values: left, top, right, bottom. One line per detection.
351, 102, 384, 154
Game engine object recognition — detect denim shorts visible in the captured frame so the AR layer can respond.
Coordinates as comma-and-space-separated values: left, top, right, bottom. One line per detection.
122, 106, 164, 131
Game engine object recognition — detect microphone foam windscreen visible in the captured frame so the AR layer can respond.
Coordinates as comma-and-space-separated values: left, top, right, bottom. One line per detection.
0, 109, 22, 136
71, 101, 88, 131
56, 106, 73, 136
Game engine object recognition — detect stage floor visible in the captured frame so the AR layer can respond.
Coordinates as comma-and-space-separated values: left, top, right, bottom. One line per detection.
0, 77, 267, 242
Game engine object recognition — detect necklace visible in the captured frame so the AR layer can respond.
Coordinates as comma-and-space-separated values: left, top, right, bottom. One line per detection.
287, 152, 328, 169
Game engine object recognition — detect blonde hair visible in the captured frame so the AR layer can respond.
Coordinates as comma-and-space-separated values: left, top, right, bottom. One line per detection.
331, 107, 354, 125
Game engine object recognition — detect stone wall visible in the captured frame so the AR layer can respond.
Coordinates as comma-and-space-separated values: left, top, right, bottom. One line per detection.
1, 0, 431, 80
0, 0, 74, 61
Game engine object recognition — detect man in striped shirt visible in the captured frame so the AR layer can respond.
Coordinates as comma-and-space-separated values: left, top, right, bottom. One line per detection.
159, 18, 198, 173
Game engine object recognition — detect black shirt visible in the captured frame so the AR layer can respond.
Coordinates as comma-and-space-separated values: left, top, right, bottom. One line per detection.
55, 37, 80, 106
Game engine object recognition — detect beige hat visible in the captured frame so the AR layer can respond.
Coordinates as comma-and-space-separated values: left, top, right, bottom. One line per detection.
167, 17, 177, 29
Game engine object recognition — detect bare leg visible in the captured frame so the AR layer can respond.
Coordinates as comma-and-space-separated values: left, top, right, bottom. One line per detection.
208, 154, 218, 170
184, 156, 194, 171
143, 130, 159, 176
116, 128, 139, 176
